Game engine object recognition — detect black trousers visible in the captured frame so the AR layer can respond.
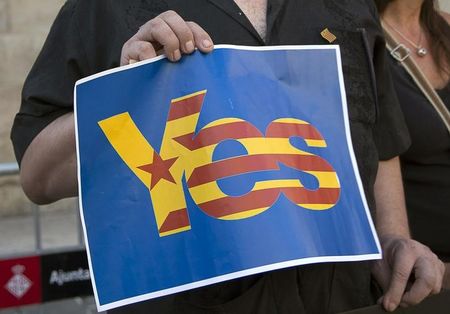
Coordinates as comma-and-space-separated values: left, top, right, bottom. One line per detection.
109, 261, 378, 314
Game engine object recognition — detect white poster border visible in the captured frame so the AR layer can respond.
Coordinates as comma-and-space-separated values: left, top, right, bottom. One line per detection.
74, 45, 381, 312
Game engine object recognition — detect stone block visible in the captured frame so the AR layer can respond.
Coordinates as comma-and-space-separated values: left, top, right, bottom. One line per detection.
0, 176, 30, 216
0, 83, 21, 163
0, 0, 76, 217
440, 0, 450, 13
0, 32, 48, 85
0, 0, 10, 33
0, 175, 78, 217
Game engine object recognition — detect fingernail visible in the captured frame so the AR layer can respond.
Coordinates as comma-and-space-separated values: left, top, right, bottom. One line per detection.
202, 39, 212, 48
173, 49, 181, 61
185, 40, 194, 52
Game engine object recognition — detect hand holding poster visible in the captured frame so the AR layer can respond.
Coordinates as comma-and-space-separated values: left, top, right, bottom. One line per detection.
75, 45, 381, 311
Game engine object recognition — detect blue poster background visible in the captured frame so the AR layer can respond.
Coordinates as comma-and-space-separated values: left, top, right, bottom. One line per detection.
75, 46, 379, 308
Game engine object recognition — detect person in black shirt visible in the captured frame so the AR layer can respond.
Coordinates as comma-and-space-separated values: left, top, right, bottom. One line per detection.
375, 0, 450, 290
11, 1, 444, 313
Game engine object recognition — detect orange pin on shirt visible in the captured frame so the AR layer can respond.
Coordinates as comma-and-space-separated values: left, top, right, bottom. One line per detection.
320, 28, 337, 43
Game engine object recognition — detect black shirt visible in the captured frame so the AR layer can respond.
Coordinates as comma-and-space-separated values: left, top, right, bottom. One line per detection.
11, 1, 410, 313
11, 0, 410, 210
388, 57, 450, 262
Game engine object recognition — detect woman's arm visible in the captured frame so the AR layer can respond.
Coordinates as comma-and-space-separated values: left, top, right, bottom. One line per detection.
372, 157, 445, 312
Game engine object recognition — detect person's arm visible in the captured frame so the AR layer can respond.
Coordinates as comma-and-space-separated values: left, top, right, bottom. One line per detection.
19, 11, 214, 205
20, 113, 77, 204
373, 157, 409, 238
371, 157, 445, 312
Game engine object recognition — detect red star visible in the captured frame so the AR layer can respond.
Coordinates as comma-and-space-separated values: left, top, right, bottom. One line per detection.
138, 152, 178, 189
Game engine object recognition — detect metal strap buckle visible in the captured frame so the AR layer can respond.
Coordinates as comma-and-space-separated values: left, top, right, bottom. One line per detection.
390, 44, 410, 62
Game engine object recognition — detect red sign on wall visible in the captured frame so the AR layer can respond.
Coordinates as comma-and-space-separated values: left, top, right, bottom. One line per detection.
0, 256, 42, 309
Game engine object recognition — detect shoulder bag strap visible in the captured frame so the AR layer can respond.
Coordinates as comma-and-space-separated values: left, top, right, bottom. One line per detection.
381, 21, 450, 133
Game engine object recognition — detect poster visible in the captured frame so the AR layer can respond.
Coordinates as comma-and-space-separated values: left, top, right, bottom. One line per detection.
75, 45, 380, 311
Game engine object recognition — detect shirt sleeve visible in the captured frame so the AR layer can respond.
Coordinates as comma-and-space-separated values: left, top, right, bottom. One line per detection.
10, 0, 89, 165
369, 11, 411, 160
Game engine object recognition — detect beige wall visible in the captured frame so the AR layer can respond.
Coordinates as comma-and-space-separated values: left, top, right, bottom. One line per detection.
440, 0, 450, 12
0, 0, 66, 215
0, 0, 66, 162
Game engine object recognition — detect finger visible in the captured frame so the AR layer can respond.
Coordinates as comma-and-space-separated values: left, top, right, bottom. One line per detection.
431, 260, 445, 294
399, 301, 408, 308
159, 11, 195, 54
383, 253, 415, 312
186, 21, 214, 53
137, 16, 181, 61
400, 257, 436, 306
401, 257, 444, 306
147, 17, 181, 61
121, 41, 157, 66
420, 256, 444, 295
